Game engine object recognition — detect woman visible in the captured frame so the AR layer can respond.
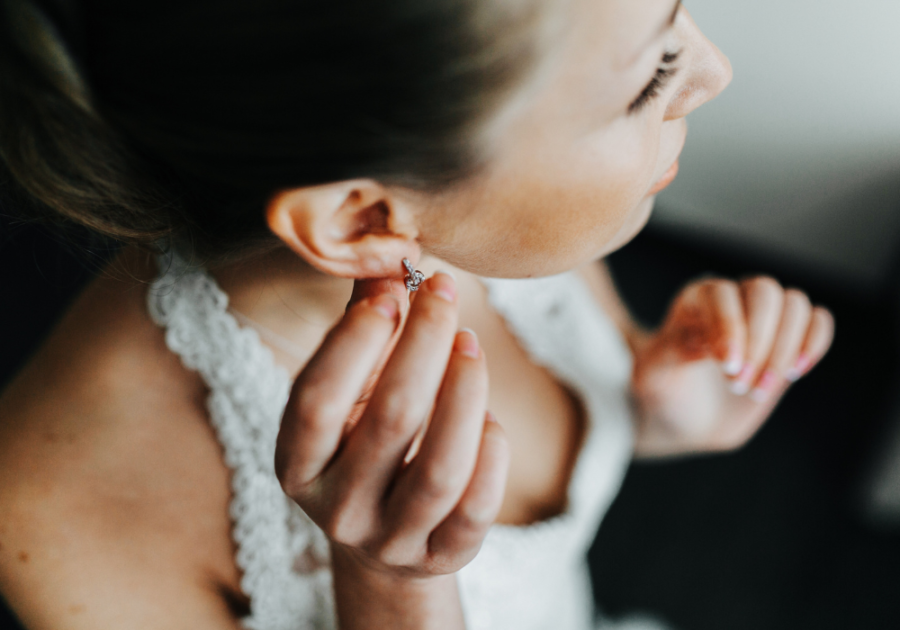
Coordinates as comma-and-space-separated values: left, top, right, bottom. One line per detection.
0, 0, 834, 628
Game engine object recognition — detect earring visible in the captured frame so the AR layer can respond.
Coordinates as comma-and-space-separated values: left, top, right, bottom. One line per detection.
402, 258, 425, 292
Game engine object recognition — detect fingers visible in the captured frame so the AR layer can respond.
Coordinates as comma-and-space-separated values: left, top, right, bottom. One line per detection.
384, 330, 489, 543
275, 294, 401, 498
660, 278, 746, 367
346, 277, 409, 313
330, 272, 461, 517
725, 278, 834, 403
701, 280, 746, 373
790, 307, 835, 380
747, 289, 811, 401
729, 277, 784, 394
427, 415, 510, 570
341, 277, 414, 431
667, 274, 834, 405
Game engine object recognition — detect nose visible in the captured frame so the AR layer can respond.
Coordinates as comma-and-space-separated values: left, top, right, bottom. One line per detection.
665, 10, 733, 121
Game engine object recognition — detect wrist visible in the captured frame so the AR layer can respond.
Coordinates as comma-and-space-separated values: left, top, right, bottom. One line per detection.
331, 543, 450, 592
330, 544, 465, 630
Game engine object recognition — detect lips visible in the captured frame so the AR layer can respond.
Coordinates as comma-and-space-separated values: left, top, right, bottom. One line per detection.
647, 159, 680, 196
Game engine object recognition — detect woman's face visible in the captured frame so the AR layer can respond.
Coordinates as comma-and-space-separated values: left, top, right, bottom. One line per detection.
414, 0, 732, 278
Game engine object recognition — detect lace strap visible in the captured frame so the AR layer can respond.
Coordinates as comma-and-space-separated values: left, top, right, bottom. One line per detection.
148, 250, 333, 630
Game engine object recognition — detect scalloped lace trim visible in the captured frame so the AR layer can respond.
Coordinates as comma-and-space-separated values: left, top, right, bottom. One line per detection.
149, 250, 334, 630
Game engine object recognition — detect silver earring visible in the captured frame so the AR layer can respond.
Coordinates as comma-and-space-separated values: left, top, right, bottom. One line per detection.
402, 258, 425, 292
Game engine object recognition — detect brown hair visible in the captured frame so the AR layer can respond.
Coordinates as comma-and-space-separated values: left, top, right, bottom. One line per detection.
0, 0, 542, 263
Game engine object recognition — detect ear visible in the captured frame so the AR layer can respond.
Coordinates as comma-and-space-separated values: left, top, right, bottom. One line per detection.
266, 179, 422, 279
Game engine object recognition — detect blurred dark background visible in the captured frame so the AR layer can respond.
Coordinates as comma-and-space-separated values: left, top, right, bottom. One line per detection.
3, 212, 900, 629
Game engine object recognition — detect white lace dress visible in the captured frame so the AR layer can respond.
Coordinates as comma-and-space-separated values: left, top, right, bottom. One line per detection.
147, 251, 661, 630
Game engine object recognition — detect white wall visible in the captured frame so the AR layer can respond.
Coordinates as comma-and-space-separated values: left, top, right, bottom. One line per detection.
654, 0, 900, 290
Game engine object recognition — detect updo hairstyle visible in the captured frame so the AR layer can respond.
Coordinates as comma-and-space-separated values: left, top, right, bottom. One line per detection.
0, 0, 542, 263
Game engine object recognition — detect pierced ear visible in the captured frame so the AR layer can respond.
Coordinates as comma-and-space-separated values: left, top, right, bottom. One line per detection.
266, 180, 421, 279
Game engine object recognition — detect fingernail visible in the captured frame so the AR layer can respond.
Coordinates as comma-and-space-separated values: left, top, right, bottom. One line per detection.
729, 364, 755, 396
722, 344, 743, 376
428, 272, 457, 303
786, 353, 812, 382
729, 380, 750, 396
749, 370, 779, 403
455, 327, 480, 359
723, 357, 742, 376
370, 295, 400, 321
486, 410, 500, 424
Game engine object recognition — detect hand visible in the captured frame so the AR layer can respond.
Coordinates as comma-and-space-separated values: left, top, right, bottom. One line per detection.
274, 271, 509, 587
631, 276, 834, 457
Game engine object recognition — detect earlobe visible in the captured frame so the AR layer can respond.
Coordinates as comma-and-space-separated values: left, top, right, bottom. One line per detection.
265, 180, 422, 279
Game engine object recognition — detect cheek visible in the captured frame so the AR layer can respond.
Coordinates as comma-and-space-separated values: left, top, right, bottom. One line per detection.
576, 116, 662, 210
423, 120, 662, 278
500, 121, 660, 266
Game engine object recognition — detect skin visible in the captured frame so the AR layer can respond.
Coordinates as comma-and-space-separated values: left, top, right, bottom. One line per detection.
0, 0, 835, 628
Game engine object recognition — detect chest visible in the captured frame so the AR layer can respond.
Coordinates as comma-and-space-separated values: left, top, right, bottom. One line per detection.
154, 266, 602, 553
256, 272, 589, 526
134, 264, 628, 614
456, 276, 587, 526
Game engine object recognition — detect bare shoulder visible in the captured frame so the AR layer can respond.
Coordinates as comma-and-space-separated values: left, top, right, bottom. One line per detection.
0, 249, 244, 629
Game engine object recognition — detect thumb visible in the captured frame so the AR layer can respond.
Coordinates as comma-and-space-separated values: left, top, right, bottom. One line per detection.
346, 277, 409, 313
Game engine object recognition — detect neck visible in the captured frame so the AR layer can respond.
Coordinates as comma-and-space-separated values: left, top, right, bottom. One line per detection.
211, 247, 459, 373
211, 248, 354, 373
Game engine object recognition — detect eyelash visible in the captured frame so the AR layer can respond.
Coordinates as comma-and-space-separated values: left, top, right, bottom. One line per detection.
628, 51, 681, 114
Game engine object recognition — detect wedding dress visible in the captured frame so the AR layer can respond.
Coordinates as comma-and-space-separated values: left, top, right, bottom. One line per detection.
148, 250, 663, 630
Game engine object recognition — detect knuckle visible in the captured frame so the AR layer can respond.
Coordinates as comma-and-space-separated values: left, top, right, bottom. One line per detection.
746, 275, 782, 295
424, 554, 461, 576
373, 538, 419, 568
346, 299, 396, 331
695, 272, 723, 284
712, 282, 741, 308
275, 453, 311, 499
696, 282, 718, 303
415, 465, 464, 501
277, 471, 304, 500
321, 505, 363, 545
371, 394, 422, 444
813, 306, 835, 329
372, 546, 400, 568
456, 504, 494, 532
291, 379, 345, 428
321, 514, 343, 542
426, 546, 479, 575
295, 398, 339, 435
347, 298, 376, 318
784, 289, 812, 313
707, 278, 735, 293
678, 281, 709, 305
